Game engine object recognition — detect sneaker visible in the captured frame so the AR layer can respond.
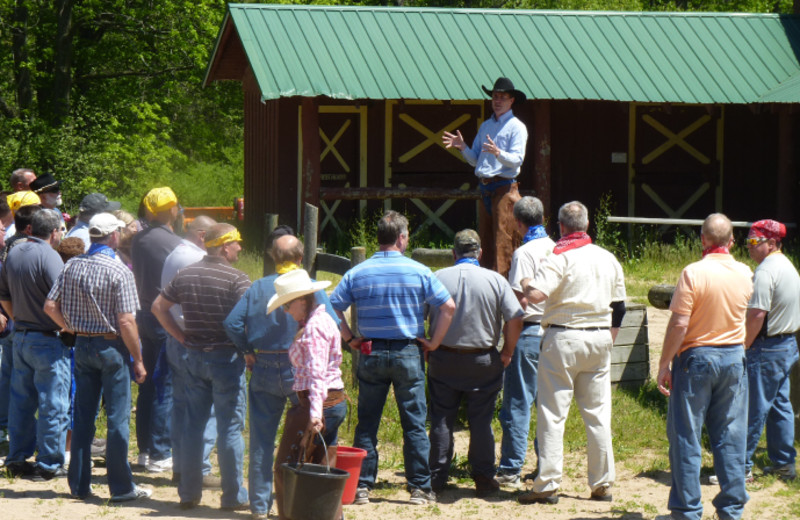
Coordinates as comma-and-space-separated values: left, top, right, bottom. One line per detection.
0, 428, 8, 443
474, 474, 500, 498
70, 485, 95, 500
179, 500, 199, 510
708, 471, 755, 485
146, 456, 173, 473
202, 474, 222, 489
91, 438, 107, 458
5, 460, 36, 478
590, 484, 612, 502
28, 465, 67, 482
763, 464, 797, 481
708, 474, 719, 485
251, 514, 268, 520
136, 453, 149, 467
495, 471, 522, 489
409, 488, 436, 505
110, 485, 152, 502
353, 487, 370, 505
64, 451, 71, 468
220, 502, 249, 511
518, 489, 559, 505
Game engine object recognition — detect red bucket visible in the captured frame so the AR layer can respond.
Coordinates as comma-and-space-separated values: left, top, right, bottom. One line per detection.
335, 446, 367, 505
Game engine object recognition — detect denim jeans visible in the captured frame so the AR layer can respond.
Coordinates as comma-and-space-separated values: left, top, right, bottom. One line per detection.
0, 333, 13, 430
428, 348, 504, 484
498, 323, 541, 475
180, 348, 248, 508
667, 345, 749, 520
136, 310, 172, 461
7, 331, 70, 472
69, 336, 135, 497
353, 340, 431, 491
166, 337, 216, 477
745, 335, 799, 472
248, 352, 297, 515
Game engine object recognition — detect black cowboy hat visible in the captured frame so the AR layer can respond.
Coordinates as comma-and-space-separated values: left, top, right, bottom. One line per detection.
30, 173, 64, 194
481, 77, 527, 105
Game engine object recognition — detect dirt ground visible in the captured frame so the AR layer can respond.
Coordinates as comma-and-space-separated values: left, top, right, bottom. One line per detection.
0, 307, 797, 519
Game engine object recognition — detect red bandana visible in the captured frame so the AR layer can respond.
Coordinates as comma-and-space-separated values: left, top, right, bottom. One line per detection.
702, 246, 730, 257
553, 232, 592, 254
749, 219, 786, 241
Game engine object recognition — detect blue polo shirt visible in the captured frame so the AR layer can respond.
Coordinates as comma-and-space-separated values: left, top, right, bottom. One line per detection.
330, 251, 451, 340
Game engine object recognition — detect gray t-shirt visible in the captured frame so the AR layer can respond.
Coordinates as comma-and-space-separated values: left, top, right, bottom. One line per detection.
749, 252, 800, 336
428, 262, 523, 349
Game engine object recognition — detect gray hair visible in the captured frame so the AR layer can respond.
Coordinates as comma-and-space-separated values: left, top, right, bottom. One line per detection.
558, 201, 589, 233
31, 208, 61, 239
701, 213, 733, 247
513, 196, 544, 227
10, 168, 34, 189
377, 210, 409, 245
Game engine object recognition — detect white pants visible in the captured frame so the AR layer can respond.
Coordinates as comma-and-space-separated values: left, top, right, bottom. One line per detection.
532, 327, 615, 493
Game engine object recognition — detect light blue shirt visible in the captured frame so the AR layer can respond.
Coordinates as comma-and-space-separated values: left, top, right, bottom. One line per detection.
461, 109, 528, 180
65, 220, 90, 252
330, 251, 451, 340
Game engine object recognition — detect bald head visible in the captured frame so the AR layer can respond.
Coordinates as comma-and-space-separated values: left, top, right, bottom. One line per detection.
701, 213, 733, 248
271, 234, 304, 265
186, 215, 216, 248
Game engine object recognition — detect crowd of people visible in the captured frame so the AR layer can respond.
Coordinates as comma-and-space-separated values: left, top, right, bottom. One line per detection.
0, 151, 796, 520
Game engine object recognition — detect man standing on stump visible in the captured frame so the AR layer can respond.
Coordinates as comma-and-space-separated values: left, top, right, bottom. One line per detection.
443, 77, 528, 278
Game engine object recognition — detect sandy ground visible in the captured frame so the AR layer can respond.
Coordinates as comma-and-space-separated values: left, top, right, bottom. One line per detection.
0, 307, 797, 519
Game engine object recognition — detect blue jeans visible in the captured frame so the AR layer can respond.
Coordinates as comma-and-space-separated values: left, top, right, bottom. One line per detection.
498, 323, 541, 474
428, 348, 504, 483
667, 345, 749, 520
136, 310, 172, 461
180, 348, 248, 508
69, 337, 135, 497
353, 340, 431, 491
166, 337, 216, 477
0, 333, 13, 430
248, 352, 297, 516
745, 335, 799, 472
7, 331, 70, 472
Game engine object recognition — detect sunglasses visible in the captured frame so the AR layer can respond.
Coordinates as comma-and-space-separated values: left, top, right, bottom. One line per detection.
746, 237, 767, 247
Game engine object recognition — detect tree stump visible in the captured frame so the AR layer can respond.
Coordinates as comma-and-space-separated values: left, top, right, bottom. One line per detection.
648, 284, 676, 310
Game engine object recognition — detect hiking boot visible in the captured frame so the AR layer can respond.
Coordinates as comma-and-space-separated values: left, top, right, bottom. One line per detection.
474, 474, 500, 498
5, 460, 36, 478
590, 484, 612, 502
409, 488, 436, 505
28, 465, 67, 482
518, 489, 559, 505
495, 471, 522, 489
353, 487, 370, 505
110, 485, 152, 502
763, 463, 797, 481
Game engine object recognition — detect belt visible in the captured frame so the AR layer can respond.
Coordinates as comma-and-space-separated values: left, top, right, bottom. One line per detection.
76, 332, 118, 340
438, 345, 491, 355
253, 349, 289, 355
547, 325, 609, 332
760, 332, 796, 340
522, 321, 541, 328
17, 328, 59, 337
479, 176, 517, 186
370, 338, 417, 350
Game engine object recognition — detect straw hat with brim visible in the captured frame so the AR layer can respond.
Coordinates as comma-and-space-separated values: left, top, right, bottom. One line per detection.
267, 269, 331, 315
481, 77, 527, 105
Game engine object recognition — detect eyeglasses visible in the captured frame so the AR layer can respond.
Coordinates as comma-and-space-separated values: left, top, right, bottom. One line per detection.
746, 237, 767, 247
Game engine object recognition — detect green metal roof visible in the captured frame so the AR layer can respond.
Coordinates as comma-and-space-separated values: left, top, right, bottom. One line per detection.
207, 4, 800, 104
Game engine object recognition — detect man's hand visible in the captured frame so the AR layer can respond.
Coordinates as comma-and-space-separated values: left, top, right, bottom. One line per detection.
132, 359, 147, 384
482, 134, 501, 157
657, 366, 672, 397
442, 130, 466, 151
244, 353, 256, 372
500, 352, 512, 367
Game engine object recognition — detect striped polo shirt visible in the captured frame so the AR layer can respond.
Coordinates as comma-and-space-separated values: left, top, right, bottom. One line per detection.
330, 250, 451, 340
161, 255, 251, 351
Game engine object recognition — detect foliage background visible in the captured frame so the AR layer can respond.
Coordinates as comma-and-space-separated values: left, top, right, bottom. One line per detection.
0, 0, 793, 215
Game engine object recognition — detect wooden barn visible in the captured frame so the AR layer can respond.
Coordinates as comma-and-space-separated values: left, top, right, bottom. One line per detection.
204, 4, 800, 246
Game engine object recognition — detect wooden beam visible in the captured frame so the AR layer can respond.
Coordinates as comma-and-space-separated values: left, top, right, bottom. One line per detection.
777, 106, 794, 223
320, 186, 481, 200
532, 99, 552, 217
301, 97, 321, 223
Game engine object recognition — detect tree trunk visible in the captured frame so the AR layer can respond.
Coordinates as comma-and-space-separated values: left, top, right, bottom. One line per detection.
12, 0, 32, 112
52, 0, 76, 124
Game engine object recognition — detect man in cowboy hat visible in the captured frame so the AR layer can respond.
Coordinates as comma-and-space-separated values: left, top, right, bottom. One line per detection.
30, 174, 66, 234
65, 192, 122, 252
151, 223, 250, 511
742, 219, 800, 481
130, 186, 182, 474
442, 77, 528, 278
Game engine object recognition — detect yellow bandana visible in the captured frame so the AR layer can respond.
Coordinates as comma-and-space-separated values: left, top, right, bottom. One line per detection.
143, 187, 178, 214
205, 229, 242, 248
7, 191, 41, 214
276, 262, 300, 275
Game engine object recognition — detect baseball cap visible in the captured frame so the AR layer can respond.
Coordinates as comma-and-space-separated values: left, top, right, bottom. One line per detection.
88, 212, 126, 237
79, 193, 122, 215
454, 228, 481, 255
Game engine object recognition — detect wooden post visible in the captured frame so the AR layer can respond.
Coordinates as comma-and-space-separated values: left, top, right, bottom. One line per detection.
301, 97, 321, 230
348, 246, 367, 383
532, 99, 552, 220
776, 107, 794, 223
303, 203, 318, 276
262, 213, 279, 277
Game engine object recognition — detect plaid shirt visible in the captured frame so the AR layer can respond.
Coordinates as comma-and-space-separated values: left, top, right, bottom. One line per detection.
47, 252, 140, 334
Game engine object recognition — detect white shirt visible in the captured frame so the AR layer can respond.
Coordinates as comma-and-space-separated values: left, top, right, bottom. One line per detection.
160, 239, 206, 329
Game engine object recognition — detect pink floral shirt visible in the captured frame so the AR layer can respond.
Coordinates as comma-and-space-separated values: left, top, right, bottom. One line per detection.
289, 304, 344, 419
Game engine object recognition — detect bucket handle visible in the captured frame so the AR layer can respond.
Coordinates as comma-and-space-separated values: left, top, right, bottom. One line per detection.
297, 430, 334, 473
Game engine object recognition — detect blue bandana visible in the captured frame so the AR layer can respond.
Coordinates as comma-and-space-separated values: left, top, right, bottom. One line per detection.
86, 243, 116, 259
522, 225, 549, 244
455, 257, 480, 266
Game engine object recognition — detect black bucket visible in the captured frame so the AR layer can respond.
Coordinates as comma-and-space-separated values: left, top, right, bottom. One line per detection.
281, 462, 349, 520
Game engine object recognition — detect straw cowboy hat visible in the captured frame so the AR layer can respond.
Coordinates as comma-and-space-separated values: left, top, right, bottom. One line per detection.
267, 269, 331, 314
